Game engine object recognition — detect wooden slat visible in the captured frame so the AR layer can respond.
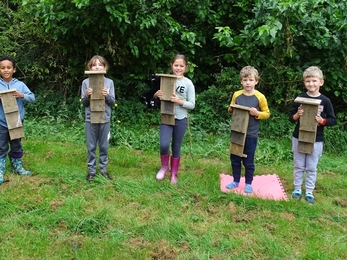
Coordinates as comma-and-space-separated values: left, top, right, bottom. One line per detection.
90, 99, 105, 112
85, 70, 107, 75
294, 97, 322, 106
230, 130, 245, 145
230, 103, 251, 111
298, 130, 316, 143
0, 89, 16, 95
9, 127, 25, 140
91, 111, 105, 124
161, 114, 175, 125
160, 100, 175, 115
230, 143, 247, 158
298, 141, 314, 154
230, 109, 249, 133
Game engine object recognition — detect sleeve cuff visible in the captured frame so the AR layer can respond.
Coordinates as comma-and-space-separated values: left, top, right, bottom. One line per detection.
319, 118, 327, 126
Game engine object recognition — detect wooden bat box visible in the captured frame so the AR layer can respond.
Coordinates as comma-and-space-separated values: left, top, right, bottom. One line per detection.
294, 97, 322, 154
85, 70, 106, 123
0, 89, 24, 140
156, 74, 181, 125
229, 104, 251, 158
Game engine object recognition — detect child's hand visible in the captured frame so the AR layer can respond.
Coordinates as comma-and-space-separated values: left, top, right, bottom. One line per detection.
297, 105, 304, 117
154, 90, 163, 99
249, 107, 259, 117
12, 90, 24, 99
228, 106, 233, 114
102, 87, 109, 97
86, 87, 93, 98
228, 103, 236, 114
315, 114, 324, 124
170, 93, 180, 104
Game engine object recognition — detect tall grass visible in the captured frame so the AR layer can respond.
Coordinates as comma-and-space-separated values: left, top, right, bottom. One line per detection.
0, 117, 346, 259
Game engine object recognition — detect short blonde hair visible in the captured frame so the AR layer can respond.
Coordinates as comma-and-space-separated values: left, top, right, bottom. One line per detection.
303, 66, 323, 80
240, 66, 259, 81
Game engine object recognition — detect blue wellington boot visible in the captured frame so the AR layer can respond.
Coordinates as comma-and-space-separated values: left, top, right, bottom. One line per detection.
10, 157, 31, 175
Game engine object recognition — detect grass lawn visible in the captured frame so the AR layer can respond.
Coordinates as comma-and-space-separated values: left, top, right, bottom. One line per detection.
0, 123, 346, 259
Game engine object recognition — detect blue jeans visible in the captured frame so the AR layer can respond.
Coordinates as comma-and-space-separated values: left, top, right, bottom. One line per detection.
230, 137, 258, 185
0, 124, 23, 158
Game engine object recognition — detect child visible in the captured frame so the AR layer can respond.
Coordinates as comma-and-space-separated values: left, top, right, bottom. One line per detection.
290, 66, 336, 204
225, 66, 270, 193
0, 55, 35, 184
153, 54, 195, 184
81, 55, 116, 182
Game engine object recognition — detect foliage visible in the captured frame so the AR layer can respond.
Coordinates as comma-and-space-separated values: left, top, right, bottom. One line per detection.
2, 0, 347, 152
213, 0, 347, 113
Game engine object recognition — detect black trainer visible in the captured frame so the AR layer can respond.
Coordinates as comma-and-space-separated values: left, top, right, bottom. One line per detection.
100, 171, 112, 180
86, 172, 96, 182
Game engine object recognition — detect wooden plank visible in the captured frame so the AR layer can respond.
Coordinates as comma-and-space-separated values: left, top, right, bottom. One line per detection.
161, 114, 175, 125
1, 91, 18, 113
6, 112, 23, 129
230, 143, 247, 158
159, 76, 176, 101
9, 127, 25, 140
85, 70, 107, 75
298, 141, 314, 154
0, 89, 16, 95
89, 74, 104, 100
230, 103, 251, 111
298, 104, 318, 132
294, 97, 322, 106
155, 74, 181, 79
230, 130, 245, 145
160, 100, 175, 115
90, 99, 105, 112
230, 109, 249, 133
298, 130, 316, 143
91, 111, 105, 124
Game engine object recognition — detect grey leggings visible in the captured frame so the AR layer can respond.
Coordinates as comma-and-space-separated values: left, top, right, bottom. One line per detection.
159, 118, 188, 158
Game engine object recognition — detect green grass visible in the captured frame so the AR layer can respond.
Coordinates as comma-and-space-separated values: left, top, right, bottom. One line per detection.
0, 119, 346, 259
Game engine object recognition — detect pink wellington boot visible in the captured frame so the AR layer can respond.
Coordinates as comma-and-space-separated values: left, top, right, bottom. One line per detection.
170, 157, 180, 184
156, 154, 170, 180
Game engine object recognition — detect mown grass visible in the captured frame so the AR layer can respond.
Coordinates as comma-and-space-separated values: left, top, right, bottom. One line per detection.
0, 118, 346, 260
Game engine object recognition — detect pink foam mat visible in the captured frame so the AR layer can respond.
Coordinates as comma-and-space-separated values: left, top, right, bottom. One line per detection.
220, 173, 288, 201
